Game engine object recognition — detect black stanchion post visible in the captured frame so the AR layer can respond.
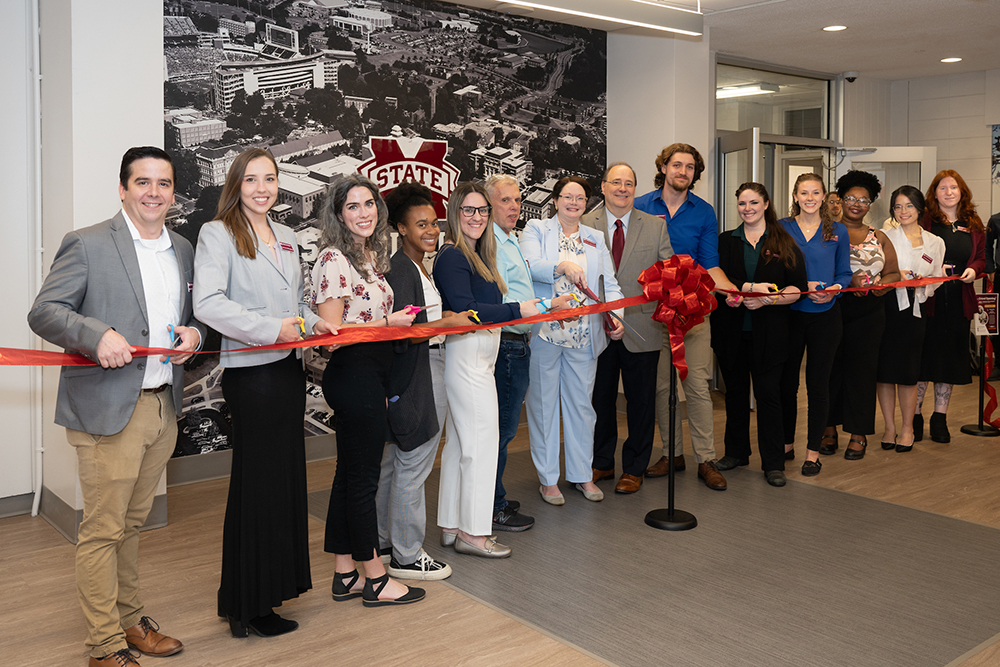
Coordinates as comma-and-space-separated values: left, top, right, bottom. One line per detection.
645, 348, 697, 531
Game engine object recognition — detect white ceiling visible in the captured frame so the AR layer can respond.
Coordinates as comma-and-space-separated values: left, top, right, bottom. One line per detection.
459, 0, 1000, 81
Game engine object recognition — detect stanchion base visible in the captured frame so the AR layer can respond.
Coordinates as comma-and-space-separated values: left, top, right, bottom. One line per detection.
960, 424, 1000, 437
644, 508, 697, 531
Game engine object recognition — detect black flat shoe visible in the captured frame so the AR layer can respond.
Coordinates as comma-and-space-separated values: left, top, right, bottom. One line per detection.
881, 439, 896, 450
801, 459, 822, 476
716, 455, 749, 471
247, 612, 298, 637
929, 412, 950, 443
818, 432, 838, 455
332, 569, 363, 602
362, 573, 425, 608
765, 470, 787, 487
896, 444, 913, 453
844, 436, 867, 460
784, 448, 795, 460
913, 414, 924, 442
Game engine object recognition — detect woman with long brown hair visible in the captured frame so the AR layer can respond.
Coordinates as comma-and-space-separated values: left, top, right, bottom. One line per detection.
915, 170, 985, 442
194, 148, 337, 637
712, 182, 806, 487
778, 173, 853, 477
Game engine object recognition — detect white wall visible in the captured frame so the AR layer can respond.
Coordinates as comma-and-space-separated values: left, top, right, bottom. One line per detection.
37, 0, 165, 509
0, 0, 39, 501
890, 69, 999, 213
843, 77, 892, 146
607, 28, 714, 202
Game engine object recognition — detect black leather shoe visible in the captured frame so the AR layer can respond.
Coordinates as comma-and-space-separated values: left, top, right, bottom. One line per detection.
881, 440, 896, 450
716, 455, 749, 471
818, 433, 838, 455
764, 470, 787, 487
929, 412, 950, 443
913, 414, 924, 442
247, 612, 298, 637
896, 443, 913, 453
844, 436, 867, 460
784, 448, 795, 460
801, 459, 822, 476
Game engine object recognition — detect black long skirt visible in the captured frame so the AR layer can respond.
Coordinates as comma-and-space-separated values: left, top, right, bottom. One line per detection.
877, 290, 926, 385
219, 352, 311, 623
920, 281, 973, 385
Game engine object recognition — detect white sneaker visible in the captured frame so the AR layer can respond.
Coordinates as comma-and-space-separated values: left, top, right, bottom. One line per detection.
387, 549, 453, 581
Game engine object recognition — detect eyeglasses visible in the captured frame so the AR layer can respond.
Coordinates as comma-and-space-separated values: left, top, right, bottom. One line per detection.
559, 194, 587, 203
892, 203, 916, 211
604, 179, 635, 189
459, 205, 491, 217
842, 195, 872, 207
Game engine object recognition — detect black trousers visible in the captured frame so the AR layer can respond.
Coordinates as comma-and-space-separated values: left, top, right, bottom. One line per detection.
323, 341, 392, 562
592, 339, 659, 476
828, 296, 886, 435
781, 303, 843, 452
720, 333, 786, 472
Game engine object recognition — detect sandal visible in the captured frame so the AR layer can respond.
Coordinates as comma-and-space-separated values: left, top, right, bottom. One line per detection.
819, 431, 838, 455
844, 435, 867, 461
332, 569, 363, 601
362, 573, 425, 608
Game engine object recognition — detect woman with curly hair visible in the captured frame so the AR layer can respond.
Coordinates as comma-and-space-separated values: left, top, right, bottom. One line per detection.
822, 170, 900, 460
876, 186, 945, 452
313, 174, 425, 607
779, 173, 852, 477
915, 170, 986, 442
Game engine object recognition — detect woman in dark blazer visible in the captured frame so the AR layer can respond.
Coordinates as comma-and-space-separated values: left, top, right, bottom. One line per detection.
376, 181, 471, 581
712, 182, 807, 487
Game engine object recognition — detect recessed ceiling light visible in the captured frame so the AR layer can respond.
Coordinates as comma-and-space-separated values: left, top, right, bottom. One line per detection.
823, 25, 847, 32
941, 57, 962, 63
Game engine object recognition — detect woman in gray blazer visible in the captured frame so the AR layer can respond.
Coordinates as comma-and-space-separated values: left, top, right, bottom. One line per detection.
193, 148, 336, 638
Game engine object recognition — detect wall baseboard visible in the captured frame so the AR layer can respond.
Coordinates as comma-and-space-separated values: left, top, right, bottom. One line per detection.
0, 493, 34, 519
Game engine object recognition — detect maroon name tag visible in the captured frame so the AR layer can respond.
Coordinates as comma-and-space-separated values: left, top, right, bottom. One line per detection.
956, 226, 969, 233
279, 242, 294, 252
922, 253, 933, 263
583, 238, 596, 247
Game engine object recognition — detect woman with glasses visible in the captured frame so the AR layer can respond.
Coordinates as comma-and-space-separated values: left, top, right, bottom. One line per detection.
876, 186, 945, 452
914, 170, 986, 442
520, 176, 624, 505
822, 170, 900, 460
434, 182, 542, 559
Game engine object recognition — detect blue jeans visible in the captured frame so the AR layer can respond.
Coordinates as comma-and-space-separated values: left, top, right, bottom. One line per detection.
494, 336, 531, 512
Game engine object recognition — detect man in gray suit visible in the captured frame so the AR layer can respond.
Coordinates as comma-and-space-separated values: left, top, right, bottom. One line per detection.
584, 162, 673, 494
29, 147, 204, 667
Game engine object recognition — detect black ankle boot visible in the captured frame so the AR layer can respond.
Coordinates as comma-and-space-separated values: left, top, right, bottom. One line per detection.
929, 412, 950, 443
913, 414, 924, 442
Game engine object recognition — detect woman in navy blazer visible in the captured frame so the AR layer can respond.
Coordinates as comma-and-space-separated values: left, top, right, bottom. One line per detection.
194, 148, 336, 638
520, 176, 624, 504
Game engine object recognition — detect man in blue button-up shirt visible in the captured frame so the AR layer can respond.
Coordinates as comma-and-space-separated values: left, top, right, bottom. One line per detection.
634, 143, 736, 491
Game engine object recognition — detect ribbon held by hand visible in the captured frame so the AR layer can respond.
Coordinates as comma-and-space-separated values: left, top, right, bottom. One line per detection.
638, 255, 717, 380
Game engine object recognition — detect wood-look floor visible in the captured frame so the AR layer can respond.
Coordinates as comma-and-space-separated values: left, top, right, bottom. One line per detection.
3, 379, 999, 666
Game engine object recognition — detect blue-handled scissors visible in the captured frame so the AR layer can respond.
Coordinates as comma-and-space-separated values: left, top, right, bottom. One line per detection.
161, 324, 177, 364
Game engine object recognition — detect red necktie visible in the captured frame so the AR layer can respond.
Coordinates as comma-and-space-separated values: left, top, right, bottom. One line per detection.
612, 219, 624, 271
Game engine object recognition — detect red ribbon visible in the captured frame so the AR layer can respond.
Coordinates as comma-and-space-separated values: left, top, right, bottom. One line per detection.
637, 255, 717, 380
721, 273, 963, 298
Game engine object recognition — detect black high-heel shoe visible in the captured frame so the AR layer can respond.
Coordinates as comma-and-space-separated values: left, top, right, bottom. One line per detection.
332, 569, 364, 601
362, 573, 425, 608
226, 615, 249, 638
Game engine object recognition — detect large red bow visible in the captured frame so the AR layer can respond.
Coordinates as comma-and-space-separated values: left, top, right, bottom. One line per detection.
637, 255, 717, 380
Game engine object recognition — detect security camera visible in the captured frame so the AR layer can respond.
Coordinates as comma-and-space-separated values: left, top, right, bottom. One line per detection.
844, 71, 859, 83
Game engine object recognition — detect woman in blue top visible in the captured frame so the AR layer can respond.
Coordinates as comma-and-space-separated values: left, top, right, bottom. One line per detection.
520, 176, 624, 505
779, 173, 853, 477
435, 182, 542, 559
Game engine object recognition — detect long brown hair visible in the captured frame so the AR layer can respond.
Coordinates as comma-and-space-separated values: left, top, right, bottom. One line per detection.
925, 169, 983, 232
736, 182, 797, 269
789, 172, 836, 241
318, 173, 392, 281
215, 148, 278, 259
444, 181, 506, 293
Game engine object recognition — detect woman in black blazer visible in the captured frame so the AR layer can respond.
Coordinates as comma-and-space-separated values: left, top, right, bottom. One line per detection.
712, 182, 807, 487
376, 181, 472, 581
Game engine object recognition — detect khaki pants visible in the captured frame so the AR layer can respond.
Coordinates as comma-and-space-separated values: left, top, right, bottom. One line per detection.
657, 318, 718, 464
67, 390, 177, 658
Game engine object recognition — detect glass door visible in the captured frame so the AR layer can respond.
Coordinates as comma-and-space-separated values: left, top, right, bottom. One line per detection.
834, 147, 937, 228
716, 128, 760, 232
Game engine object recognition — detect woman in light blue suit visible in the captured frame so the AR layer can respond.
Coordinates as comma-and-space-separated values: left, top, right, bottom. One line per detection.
520, 176, 625, 505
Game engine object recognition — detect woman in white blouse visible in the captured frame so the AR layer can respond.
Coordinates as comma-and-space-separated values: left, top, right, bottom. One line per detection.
312, 174, 423, 607
520, 176, 625, 504
876, 185, 945, 452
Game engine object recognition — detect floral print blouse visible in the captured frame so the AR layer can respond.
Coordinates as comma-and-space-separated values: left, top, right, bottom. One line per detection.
539, 231, 590, 349
312, 246, 393, 325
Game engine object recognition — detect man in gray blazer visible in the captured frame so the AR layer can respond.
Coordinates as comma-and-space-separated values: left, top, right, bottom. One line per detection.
584, 162, 673, 494
29, 147, 203, 667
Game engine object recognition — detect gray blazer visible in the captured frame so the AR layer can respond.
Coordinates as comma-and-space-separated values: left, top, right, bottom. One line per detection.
27, 212, 204, 436
580, 205, 673, 353
193, 219, 321, 368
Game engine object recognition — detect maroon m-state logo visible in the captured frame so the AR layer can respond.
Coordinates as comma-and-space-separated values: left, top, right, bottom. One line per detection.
357, 136, 461, 219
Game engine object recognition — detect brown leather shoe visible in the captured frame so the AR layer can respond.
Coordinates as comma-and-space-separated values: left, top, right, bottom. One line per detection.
645, 455, 685, 477
124, 616, 183, 657
614, 473, 642, 494
698, 461, 727, 490
592, 467, 615, 482
89, 649, 141, 666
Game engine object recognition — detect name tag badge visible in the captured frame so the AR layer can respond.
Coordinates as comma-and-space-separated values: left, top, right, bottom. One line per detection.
956, 226, 969, 233
828, 235, 839, 243
279, 242, 294, 252
583, 238, 596, 247
922, 253, 933, 264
